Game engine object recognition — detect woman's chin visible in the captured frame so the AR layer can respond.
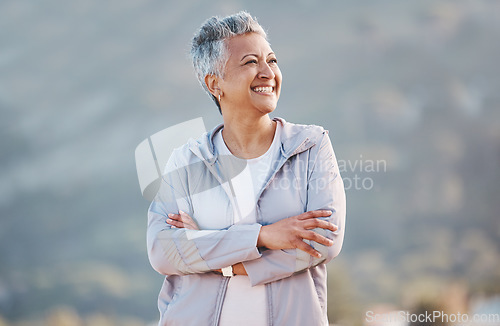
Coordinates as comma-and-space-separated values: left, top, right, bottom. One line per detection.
257, 107, 276, 116
255, 101, 278, 115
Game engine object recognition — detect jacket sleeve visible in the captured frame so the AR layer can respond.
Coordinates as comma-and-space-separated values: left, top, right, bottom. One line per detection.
243, 131, 346, 286
147, 152, 262, 276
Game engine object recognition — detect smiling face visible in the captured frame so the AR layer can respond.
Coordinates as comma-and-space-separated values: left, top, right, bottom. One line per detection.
213, 32, 282, 116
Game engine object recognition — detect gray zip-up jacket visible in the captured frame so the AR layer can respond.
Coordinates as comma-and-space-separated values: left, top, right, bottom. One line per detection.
147, 117, 346, 326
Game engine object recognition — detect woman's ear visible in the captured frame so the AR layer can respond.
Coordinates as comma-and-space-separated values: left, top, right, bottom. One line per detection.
205, 74, 221, 97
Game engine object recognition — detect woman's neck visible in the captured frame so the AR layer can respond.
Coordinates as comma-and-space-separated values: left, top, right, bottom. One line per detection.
221, 114, 277, 159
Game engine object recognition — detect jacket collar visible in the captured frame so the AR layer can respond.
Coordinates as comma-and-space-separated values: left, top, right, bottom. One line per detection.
187, 117, 322, 163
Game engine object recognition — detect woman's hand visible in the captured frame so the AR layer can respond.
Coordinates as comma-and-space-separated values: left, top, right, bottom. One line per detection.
257, 210, 337, 258
167, 210, 200, 230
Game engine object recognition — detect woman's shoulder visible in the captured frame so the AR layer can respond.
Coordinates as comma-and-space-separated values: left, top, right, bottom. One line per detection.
276, 117, 328, 142
163, 133, 209, 173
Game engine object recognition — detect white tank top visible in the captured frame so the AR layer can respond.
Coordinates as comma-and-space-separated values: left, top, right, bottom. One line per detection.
214, 122, 281, 326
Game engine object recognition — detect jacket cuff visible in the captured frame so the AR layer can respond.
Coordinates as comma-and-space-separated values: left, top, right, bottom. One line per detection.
243, 249, 297, 286
194, 223, 263, 269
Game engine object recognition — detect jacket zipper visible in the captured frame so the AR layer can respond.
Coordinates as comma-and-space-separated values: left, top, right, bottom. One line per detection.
193, 135, 316, 326
256, 137, 314, 326
255, 137, 312, 208
212, 276, 230, 326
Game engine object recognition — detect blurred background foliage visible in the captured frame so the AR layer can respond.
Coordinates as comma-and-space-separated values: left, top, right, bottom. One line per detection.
1, 0, 499, 325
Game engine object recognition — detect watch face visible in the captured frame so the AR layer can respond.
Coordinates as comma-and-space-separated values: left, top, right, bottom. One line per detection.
222, 266, 233, 277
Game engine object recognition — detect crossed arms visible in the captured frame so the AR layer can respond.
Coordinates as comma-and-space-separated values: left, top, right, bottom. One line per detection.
147, 132, 346, 286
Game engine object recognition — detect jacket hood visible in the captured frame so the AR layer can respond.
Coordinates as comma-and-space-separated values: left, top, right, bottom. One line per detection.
186, 117, 326, 162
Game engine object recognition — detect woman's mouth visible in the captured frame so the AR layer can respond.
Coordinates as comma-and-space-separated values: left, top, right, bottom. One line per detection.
252, 86, 274, 94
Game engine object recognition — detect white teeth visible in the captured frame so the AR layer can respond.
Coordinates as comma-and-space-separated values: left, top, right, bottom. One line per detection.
253, 86, 273, 93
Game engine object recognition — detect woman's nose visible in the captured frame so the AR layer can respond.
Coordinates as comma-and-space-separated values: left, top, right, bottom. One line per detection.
257, 62, 275, 79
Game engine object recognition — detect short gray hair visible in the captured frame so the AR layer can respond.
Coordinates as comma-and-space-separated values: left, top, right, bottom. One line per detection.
190, 11, 267, 113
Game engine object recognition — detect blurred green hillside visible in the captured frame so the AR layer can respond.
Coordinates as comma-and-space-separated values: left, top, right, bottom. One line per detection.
1, 0, 499, 325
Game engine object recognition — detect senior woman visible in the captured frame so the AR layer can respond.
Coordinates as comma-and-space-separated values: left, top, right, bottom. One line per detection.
147, 11, 346, 326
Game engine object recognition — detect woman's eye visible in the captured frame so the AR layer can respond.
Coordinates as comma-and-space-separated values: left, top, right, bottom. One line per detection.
269, 58, 278, 64
245, 60, 257, 65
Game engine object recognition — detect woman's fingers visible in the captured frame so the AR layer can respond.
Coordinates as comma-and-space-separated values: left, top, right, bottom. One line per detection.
303, 219, 337, 232
167, 216, 185, 228
167, 213, 186, 228
300, 230, 334, 247
297, 210, 332, 220
294, 238, 322, 258
167, 211, 200, 230
179, 210, 200, 230
168, 213, 181, 220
